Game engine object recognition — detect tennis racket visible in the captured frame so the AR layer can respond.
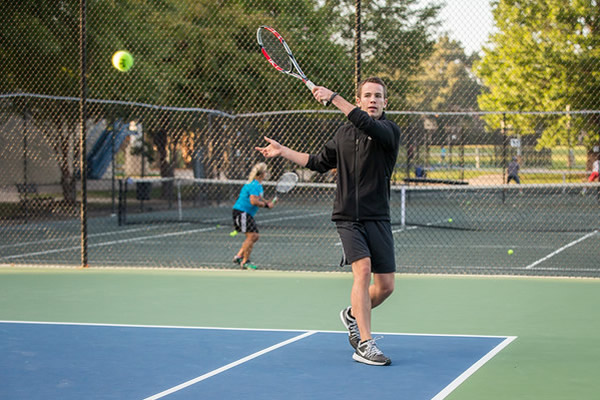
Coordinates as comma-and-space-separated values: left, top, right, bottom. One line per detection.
257, 26, 329, 106
272, 172, 299, 204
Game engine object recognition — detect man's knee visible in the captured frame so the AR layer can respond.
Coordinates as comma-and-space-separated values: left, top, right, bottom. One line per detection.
377, 274, 395, 297
352, 258, 372, 281
380, 282, 394, 298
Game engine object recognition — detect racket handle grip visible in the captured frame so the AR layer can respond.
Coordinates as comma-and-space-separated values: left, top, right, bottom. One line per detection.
272, 196, 278, 205
305, 80, 329, 106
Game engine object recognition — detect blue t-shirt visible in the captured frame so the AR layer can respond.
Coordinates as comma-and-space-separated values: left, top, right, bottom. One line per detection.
233, 180, 264, 216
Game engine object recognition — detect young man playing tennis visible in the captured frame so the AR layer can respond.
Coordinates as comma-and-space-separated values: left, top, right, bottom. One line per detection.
256, 77, 401, 366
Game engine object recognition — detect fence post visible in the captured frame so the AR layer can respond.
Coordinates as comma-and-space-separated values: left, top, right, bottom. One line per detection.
79, 0, 89, 268
354, 0, 361, 94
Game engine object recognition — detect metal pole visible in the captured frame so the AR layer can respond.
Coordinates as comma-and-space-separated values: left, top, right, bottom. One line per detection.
354, 0, 361, 94
502, 113, 507, 182
140, 128, 145, 212
111, 122, 116, 215
23, 111, 29, 222
79, 0, 88, 267
501, 113, 507, 203
23, 112, 28, 189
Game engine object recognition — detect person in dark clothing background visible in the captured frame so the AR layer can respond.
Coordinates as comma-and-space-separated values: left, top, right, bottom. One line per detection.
507, 156, 521, 184
256, 77, 400, 366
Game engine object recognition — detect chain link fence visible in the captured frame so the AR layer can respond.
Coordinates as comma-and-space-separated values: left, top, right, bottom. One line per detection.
1, 0, 599, 276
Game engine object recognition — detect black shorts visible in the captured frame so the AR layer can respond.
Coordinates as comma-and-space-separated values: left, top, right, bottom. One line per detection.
232, 209, 259, 233
336, 220, 396, 273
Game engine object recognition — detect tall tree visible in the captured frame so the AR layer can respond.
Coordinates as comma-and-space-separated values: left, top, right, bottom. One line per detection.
409, 36, 480, 112
1, 0, 83, 203
334, 0, 442, 109
475, 0, 600, 161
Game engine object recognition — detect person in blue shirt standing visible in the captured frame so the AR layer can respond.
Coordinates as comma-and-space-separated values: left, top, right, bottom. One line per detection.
232, 162, 274, 269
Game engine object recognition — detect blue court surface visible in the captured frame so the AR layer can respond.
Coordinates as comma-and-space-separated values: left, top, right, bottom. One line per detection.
0, 321, 515, 400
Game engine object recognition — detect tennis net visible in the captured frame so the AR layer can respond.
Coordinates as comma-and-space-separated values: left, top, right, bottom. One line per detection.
117, 177, 336, 229
118, 177, 599, 233
392, 182, 600, 232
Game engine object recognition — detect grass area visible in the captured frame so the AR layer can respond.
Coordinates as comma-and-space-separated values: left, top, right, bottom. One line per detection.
395, 144, 592, 184
396, 168, 588, 184
550, 145, 589, 169
521, 172, 588, 184
409, 145, 590, 171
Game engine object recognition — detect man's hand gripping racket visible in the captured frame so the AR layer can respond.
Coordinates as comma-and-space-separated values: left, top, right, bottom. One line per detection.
257, 26, 329, 106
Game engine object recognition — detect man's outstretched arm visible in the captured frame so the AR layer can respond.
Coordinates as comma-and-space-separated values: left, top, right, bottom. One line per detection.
255, 137, 309, 167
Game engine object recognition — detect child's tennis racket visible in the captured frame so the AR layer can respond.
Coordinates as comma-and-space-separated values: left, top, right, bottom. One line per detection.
257, 26, 329, 106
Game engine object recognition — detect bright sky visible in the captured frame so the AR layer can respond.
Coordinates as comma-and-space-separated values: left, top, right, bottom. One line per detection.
431, 0, 495, 54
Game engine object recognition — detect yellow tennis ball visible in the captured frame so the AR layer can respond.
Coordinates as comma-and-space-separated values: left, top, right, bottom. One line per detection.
112, 50, 134, 72
229, 230, 238, 237
508, 249, 514, 255
448, 218, 453, 223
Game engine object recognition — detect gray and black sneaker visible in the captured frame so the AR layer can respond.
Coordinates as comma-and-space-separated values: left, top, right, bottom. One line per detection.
340, 306, 360, 350
233, 255, 243, 265
353, 338, 391, 366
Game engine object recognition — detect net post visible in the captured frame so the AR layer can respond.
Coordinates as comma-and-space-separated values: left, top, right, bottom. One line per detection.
401, 185, 406, 228
117, 179, 124, 226
177, 179, 183, 222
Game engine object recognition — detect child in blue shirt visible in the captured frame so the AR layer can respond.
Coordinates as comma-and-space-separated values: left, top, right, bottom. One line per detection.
232, 162, 274, 269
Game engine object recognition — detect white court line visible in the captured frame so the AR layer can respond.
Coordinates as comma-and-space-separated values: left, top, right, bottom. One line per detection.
0, 319, 513, 339
259, 211, 329, 224
0, 226, 219, 260
0, 211, 329, 260
1, 321, 515, 400
0, 209, 301, 251
392, 226, 418, 234
432, 335, 517, 400
0, 225, 169, 250
525, 230, 598, 270
143, 330, 317, 400
334, 219, 444, 246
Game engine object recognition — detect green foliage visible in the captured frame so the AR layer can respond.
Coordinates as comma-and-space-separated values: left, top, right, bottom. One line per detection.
0, 0, 80, 96
475, 0, 600, 151
332, 0, 442, 108
410, 36, 481, 111
1, 0, 444, 181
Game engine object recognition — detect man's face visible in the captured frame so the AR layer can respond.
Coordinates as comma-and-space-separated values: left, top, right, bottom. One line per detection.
356, 82, 387, 119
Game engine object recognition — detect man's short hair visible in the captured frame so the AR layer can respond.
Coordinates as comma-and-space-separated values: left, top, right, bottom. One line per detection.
357, 77, 388, 98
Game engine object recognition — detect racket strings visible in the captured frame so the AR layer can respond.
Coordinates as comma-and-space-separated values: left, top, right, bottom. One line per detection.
260, 30, 292, 72
276, 181, 294, 192
276, 173, 298, 193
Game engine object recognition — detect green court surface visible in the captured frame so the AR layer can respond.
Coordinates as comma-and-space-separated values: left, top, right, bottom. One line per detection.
1, 267, 598, 399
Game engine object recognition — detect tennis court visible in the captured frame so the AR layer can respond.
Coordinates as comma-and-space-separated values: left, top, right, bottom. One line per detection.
1, 185, 598, 276
1, 268, 599, 400
2, 1, 600, 399
0, 321, 513, 399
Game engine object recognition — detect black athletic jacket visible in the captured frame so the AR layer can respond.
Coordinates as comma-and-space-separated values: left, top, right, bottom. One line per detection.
305, 107, 401, 222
